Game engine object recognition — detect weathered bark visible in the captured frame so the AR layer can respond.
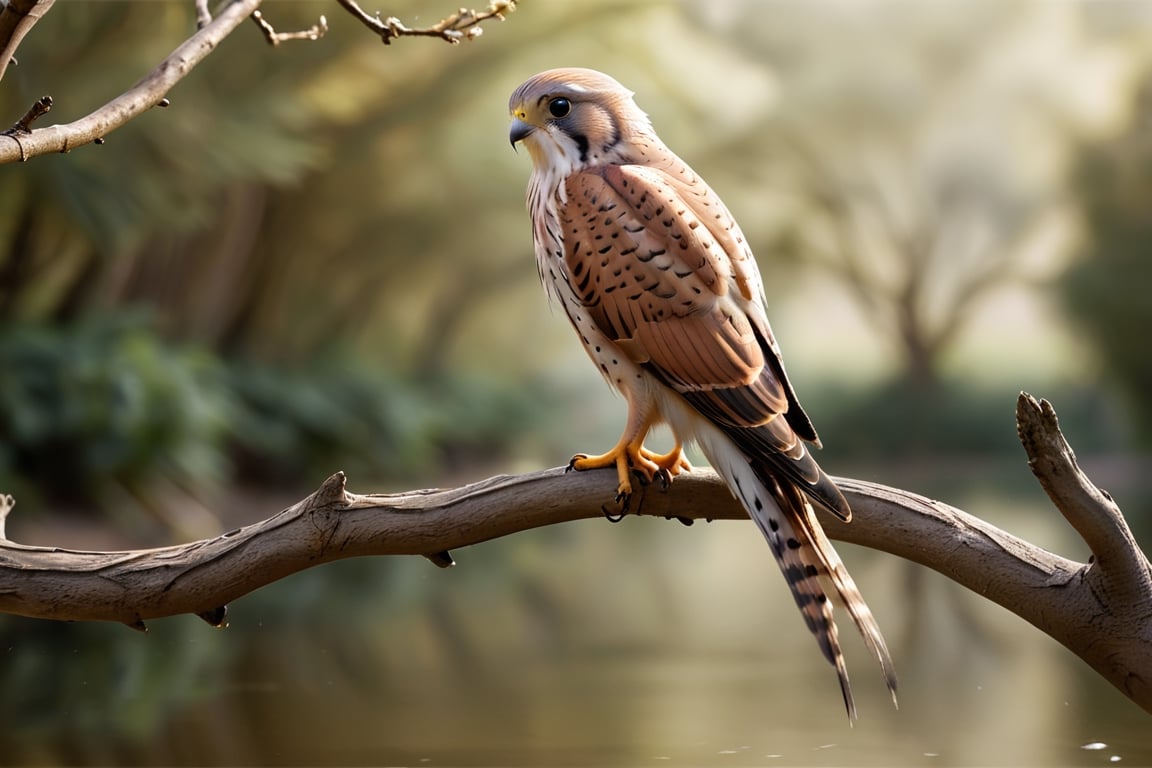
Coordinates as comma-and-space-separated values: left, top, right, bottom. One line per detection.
1, 393, 1149, 713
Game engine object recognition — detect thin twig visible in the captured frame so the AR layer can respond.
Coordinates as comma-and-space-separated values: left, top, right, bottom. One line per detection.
194, 0, 212, 29
0, 0, 521, 164
0, 0, 56, 82
335, 0, 516, 45
0, 494, 11, 540
251, 9, 328, 46
3, 95, 51, 135
0, 0, 263, 164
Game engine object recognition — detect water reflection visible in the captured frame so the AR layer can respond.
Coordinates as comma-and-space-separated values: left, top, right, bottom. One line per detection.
1, 484, 1149, 766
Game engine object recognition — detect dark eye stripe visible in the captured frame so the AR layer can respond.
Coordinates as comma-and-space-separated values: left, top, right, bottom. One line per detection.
571, 132, 589, 162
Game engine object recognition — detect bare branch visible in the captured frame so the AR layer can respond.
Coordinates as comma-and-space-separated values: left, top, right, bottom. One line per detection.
0, 0, 55, 82
1018, 394, 1152, 605
0, 0, 520, 164
2, 94, 51, 135
194, 0, 212, 29
251, 9, 328, 46
335, 0, 516, 45
0, 493, 12, 540
0, 394, 1149, 711
0, 0, 263, 164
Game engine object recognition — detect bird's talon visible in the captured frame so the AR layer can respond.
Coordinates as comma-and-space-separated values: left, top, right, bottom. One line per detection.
603, 502, 626, 522
566, 453, 589, 473
639, 445, 691, 484
654, 468, 672, 490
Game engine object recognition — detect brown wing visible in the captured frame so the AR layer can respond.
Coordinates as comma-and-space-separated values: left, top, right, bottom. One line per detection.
560, 163, 849, 520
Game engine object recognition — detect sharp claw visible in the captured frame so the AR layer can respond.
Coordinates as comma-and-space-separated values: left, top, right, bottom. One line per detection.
614, 484, 635, 514
603, 503, 626, 523
566, 443, 673, 507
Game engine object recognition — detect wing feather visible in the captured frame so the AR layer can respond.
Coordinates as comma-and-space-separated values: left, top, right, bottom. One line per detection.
561, 163, 850, 520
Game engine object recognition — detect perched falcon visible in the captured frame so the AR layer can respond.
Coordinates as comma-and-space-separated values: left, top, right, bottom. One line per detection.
508, 67, 897, 718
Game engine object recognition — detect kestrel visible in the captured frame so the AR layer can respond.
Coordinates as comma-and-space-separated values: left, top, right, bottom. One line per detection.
509, 68, 897, 718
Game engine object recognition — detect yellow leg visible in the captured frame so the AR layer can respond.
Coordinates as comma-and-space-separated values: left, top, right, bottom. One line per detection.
568, 400, 656, 499
568, 405, 692, 499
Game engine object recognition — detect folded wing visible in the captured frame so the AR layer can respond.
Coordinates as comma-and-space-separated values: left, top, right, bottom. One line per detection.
560, 162, 849, 520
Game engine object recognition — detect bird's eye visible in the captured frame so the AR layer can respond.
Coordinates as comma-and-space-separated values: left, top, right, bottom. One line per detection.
548, 97, 572, 118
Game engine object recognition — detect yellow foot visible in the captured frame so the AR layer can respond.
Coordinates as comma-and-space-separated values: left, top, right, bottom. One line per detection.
640, 444, 692, 486
568, 442, 691, 500
568, 446, 650, 501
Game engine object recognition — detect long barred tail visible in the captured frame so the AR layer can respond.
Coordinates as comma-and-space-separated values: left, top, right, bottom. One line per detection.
701, 433, 899, 720
781, 475, 899, 710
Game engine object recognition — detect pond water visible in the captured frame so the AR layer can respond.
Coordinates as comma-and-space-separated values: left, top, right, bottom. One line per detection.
2, 486, 1150, 766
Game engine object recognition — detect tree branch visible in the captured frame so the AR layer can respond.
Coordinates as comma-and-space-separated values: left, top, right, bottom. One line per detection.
2, 94, 51, 135
0, 0, 263, 164
250, 9, 328, 46
334, 0, 516, 45
1, 393, 1149, 713
0, 0, 55, 82
0, 492, 13, 540
194, 0, 213, 30
0, 0, 520, 164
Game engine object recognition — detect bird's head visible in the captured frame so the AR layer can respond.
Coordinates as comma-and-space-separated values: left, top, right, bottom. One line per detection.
508, 68, 651, 175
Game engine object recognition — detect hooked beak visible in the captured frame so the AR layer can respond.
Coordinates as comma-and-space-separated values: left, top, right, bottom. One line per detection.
509, 116, 534, 147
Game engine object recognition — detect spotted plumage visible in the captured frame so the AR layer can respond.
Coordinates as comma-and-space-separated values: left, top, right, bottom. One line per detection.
509, 67, 897, 718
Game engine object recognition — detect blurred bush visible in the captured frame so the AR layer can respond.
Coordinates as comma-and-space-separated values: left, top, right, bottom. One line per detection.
0, 314, 230, 507
0, 312, 546, 518
227, 359, 548, 486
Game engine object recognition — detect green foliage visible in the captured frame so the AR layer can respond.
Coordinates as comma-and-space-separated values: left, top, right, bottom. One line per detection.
225, 361, 434, 486
0, 314, 230, 506
0, 313, 550, 509
227, 361, 551, 486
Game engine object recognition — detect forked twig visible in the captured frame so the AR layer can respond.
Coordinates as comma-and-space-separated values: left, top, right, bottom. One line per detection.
251, 9, 328, 46
194, 0, 212, 29
335, 0, 516, 45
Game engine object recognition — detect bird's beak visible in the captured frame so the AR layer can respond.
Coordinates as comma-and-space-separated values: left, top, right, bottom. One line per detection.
509, 116, 534, 147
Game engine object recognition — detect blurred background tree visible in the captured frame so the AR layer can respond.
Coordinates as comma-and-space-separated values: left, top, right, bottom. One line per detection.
1062, 71, 1152, 448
